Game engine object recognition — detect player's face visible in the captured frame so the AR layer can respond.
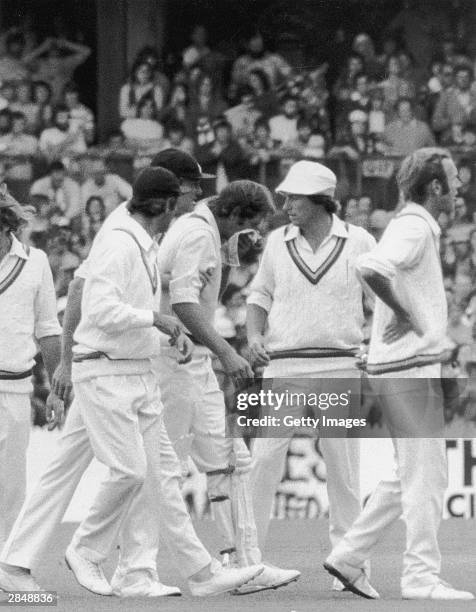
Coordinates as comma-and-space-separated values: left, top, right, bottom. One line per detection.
175, 179, 202, 216
441, 158, 461, 216
283, 194, 316, 228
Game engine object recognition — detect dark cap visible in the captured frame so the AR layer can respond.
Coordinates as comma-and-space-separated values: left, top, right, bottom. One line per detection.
132, 167, 180, 200
151, 148, 215, 180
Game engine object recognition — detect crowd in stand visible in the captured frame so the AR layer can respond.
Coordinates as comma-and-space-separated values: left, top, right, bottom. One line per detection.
0, 15, 475, 420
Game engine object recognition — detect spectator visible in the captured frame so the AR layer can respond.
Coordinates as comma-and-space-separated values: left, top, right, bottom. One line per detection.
458, 159, 476, 219
225, 85, 262, 141
383, 97, 435, 155
0, 81, 16, 111
81, 194, 107, 246
135, 45, 170, 101
30, 160, 82, 220
428, 59, 444, 94
0, 31, 29, 82
38, 103, 87, 161
352, 33, 381, 80
439, 62, 455, 92
24, 37, 91, 103
33, 80, 53, 133
230, 31, 292, 98
25, 193, 51, 242
244, 117, 280, 189
432, 64, 476, 144
196, 117, 248, 193
160, 119, 194, 156
280, 116, 326, 161
397, 49, 422, 89
247, 68, 279, 117
269, 94, 300, 145
342, 196, 359, 224
10, 81, 39, 134
376, 36, 398, 70
379, 55, 416, 117
336, 71, 371, 136
159, 82, 193, 136
333, 53, 365, 106
119, 58, 165, 120
329, 109, 369, 160
0, 111, 38, 156
120, 95, 164, 155
46, 224, 80, 297
80, 157, 132, 215
368, 87, 386, 137
63, 81, 95, 145
182, 25, 211, 69
358, 195, 373, 215
189, 73, 228, 132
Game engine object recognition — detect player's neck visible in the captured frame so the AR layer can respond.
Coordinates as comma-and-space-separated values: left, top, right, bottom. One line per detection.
131, 212, 161, 237
300, 211, 332, 252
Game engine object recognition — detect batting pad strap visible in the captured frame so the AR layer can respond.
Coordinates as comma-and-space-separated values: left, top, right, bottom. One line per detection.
206, 466, 235, 476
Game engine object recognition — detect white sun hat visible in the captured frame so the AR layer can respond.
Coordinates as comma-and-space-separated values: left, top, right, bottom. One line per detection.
276, 160, 337, 196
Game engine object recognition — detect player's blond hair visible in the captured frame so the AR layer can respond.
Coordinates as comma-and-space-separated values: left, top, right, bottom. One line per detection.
396, 147, 451, 205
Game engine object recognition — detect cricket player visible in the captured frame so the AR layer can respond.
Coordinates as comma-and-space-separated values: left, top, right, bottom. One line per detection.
0, 187, 61, 555
0, 167, 263, 597
324, 148, 474, 600
157, 179, 301, 593
246, 160, 377, 597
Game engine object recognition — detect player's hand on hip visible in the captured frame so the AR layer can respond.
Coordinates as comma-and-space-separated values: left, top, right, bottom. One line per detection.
249, 334, 270, 367
153, 312, 182, 339
46, 391, 65, 431
174, 332, 194, 364
221, 349, 254, 389
52, 361, 73, 405
383, 312, 423, 344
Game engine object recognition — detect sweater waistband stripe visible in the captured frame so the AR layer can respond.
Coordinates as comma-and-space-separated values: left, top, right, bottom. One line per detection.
269, 348, 357, 360
365, 351, 449, 375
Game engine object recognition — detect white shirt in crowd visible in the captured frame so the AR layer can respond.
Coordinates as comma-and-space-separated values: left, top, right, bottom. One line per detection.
73, 209, 161, 369
248, 215, 376, 353
0, 235, 61, 392
81, 174, 133, 215
158, 199, 221, 329
268, 114, 298, 144
357, 202, 449, 374
30, 175, 82, 220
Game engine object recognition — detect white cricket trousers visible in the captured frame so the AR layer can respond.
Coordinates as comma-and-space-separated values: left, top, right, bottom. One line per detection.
1, 372, 211, 579
330, 364, 448, 591
249, 361, 362, 552
0, 392, 30, 551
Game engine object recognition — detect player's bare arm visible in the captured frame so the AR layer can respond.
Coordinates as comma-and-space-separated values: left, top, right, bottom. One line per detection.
246, 304, 270, 367
52, 276, 84, 404
359, 268, 423, 343
173, 302, 253, 385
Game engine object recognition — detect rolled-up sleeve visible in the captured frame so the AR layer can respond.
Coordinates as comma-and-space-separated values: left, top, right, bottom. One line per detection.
357, 218, 427, 280
247, 240, 275, 312
85, 237, 153, 332
34, 253, 61, 339
169, 230, 215, 305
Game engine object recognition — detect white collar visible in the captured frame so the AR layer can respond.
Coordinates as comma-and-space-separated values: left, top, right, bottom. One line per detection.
398, 202, 441, 237
284, 214, 349, 242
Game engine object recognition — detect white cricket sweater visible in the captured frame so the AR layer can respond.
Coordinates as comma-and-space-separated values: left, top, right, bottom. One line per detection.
248, 217, 376, 355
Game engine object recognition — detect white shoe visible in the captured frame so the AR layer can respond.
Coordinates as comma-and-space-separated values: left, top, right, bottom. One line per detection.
65, 545, 112, 596
233, 564, 301, 595
188, 560, 264, 597
0, 564, 43, 592
111, 569, 181, 598
324, 558, 380, 599
332, 577, 346, 591
403, 581, 474, 600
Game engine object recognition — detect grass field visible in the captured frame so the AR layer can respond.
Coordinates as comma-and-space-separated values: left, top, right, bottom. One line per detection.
3, 518, 476, 612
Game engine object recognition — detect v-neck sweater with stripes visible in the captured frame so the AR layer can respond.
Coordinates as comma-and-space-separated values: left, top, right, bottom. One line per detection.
247, 219, 376, 354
